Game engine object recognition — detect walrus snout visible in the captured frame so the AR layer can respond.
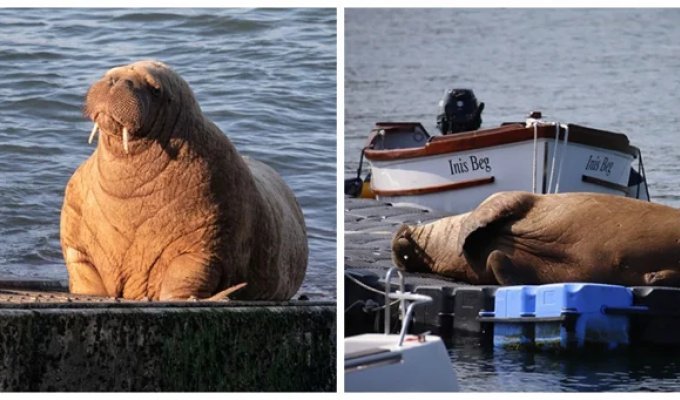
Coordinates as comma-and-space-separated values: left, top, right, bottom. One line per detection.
391, 224, 433, 273
84, 64, 167, 154
85, 78, 148, 132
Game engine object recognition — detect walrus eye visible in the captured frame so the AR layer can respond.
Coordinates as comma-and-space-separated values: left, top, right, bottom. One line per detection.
150, 85, 161, 97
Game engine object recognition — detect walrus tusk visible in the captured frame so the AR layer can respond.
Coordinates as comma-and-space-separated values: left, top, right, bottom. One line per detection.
122, 126, 129, 153
88, 123, 98, 144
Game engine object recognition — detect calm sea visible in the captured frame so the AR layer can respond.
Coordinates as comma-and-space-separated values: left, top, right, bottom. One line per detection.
0, 8, 337, 299
345, 8, 680, 391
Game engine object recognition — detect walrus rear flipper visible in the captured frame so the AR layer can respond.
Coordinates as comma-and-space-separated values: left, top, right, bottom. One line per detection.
487, 250, 539, 285
204, 282, 247, 301
457, 191, 536, 257
645, 270, 680, 286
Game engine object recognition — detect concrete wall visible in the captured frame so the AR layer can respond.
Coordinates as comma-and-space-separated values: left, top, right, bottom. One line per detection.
0, 302, 336, 391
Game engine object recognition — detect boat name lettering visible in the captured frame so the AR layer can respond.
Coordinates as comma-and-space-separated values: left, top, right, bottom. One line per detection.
448, 155, 492, 175
585, 155, 614, 177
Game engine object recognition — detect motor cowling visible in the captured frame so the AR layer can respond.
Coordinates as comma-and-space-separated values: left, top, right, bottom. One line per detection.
436, 88, 484, 134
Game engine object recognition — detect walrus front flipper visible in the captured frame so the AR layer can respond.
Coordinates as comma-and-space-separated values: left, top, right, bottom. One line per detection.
644, 270, 680, 287
159, 252, 221, 300
457, 191, 536, 257
64, 247, 109, 296
487, 250, 539, 285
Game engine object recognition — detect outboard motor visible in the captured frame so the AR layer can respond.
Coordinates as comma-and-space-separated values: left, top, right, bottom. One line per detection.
436, 89, 485, 134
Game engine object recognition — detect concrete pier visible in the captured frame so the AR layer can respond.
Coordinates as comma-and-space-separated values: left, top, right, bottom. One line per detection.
0, 286, 336, 392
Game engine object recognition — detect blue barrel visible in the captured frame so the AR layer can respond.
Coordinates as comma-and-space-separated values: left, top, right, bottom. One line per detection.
534, 283, 632, 350
492, 286, 538, 348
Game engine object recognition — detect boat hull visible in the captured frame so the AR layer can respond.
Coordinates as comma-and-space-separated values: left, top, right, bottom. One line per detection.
345, 333, 459, 392
365, 122, 648, 214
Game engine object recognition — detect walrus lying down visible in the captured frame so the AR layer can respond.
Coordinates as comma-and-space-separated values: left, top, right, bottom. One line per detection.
60, 60, 308, 300
392, 191, 680, 287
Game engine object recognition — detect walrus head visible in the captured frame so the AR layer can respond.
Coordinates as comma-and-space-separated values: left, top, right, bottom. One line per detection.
84, 60, 198, 154
391, 224, 435, 273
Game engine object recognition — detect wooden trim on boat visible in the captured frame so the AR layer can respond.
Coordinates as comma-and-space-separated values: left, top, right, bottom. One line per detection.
373, 176, 495, 197
581, 175, 629, 193
365, 123, 637, 161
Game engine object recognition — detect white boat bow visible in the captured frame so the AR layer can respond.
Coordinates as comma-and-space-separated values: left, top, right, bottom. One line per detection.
344, 268, 460, 392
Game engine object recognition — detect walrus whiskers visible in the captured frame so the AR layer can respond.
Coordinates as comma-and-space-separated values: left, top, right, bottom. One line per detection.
88, 123, 99, 144
122, 126, 129, 153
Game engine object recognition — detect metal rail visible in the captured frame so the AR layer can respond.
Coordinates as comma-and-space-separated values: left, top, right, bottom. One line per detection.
391, 292, 433, 346
384, 267, 405, 334
383, 267, 434, 346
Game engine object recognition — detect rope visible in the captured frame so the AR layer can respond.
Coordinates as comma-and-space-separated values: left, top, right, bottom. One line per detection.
344, 299, 400, 313
344, 271, 387, 296
554, 124, 570, 193
532, 123, 538, 193
547, 123, 560, 193
344, 272, 401, 312
637, 147, 651, 201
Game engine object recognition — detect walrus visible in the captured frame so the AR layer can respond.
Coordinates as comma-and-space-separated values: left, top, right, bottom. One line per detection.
60, 60, 308, 300
392, 191, 680, 287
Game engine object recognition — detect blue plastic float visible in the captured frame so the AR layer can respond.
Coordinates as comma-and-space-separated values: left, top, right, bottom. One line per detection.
486, 285, 537, 348
480, 283, 637, 350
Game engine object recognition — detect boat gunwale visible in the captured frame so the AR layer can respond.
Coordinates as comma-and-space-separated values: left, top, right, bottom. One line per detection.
364, 123, 638, 161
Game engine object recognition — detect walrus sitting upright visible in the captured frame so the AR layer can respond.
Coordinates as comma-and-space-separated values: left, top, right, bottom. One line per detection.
60, 60, 308, 300
393, 191, 680, 287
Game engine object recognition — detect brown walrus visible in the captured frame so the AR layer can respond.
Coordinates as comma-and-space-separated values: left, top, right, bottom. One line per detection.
60, 60, 308, 300
392, 191, 680, 287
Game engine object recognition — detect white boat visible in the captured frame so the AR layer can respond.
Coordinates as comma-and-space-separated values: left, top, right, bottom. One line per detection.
359, 113, 650, 215
344, 268, 460, 392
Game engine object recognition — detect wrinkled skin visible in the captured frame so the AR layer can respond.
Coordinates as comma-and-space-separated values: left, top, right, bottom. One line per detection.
392, 213, 497, 284
392, 191, 680, 287
61, 60, 308, 300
